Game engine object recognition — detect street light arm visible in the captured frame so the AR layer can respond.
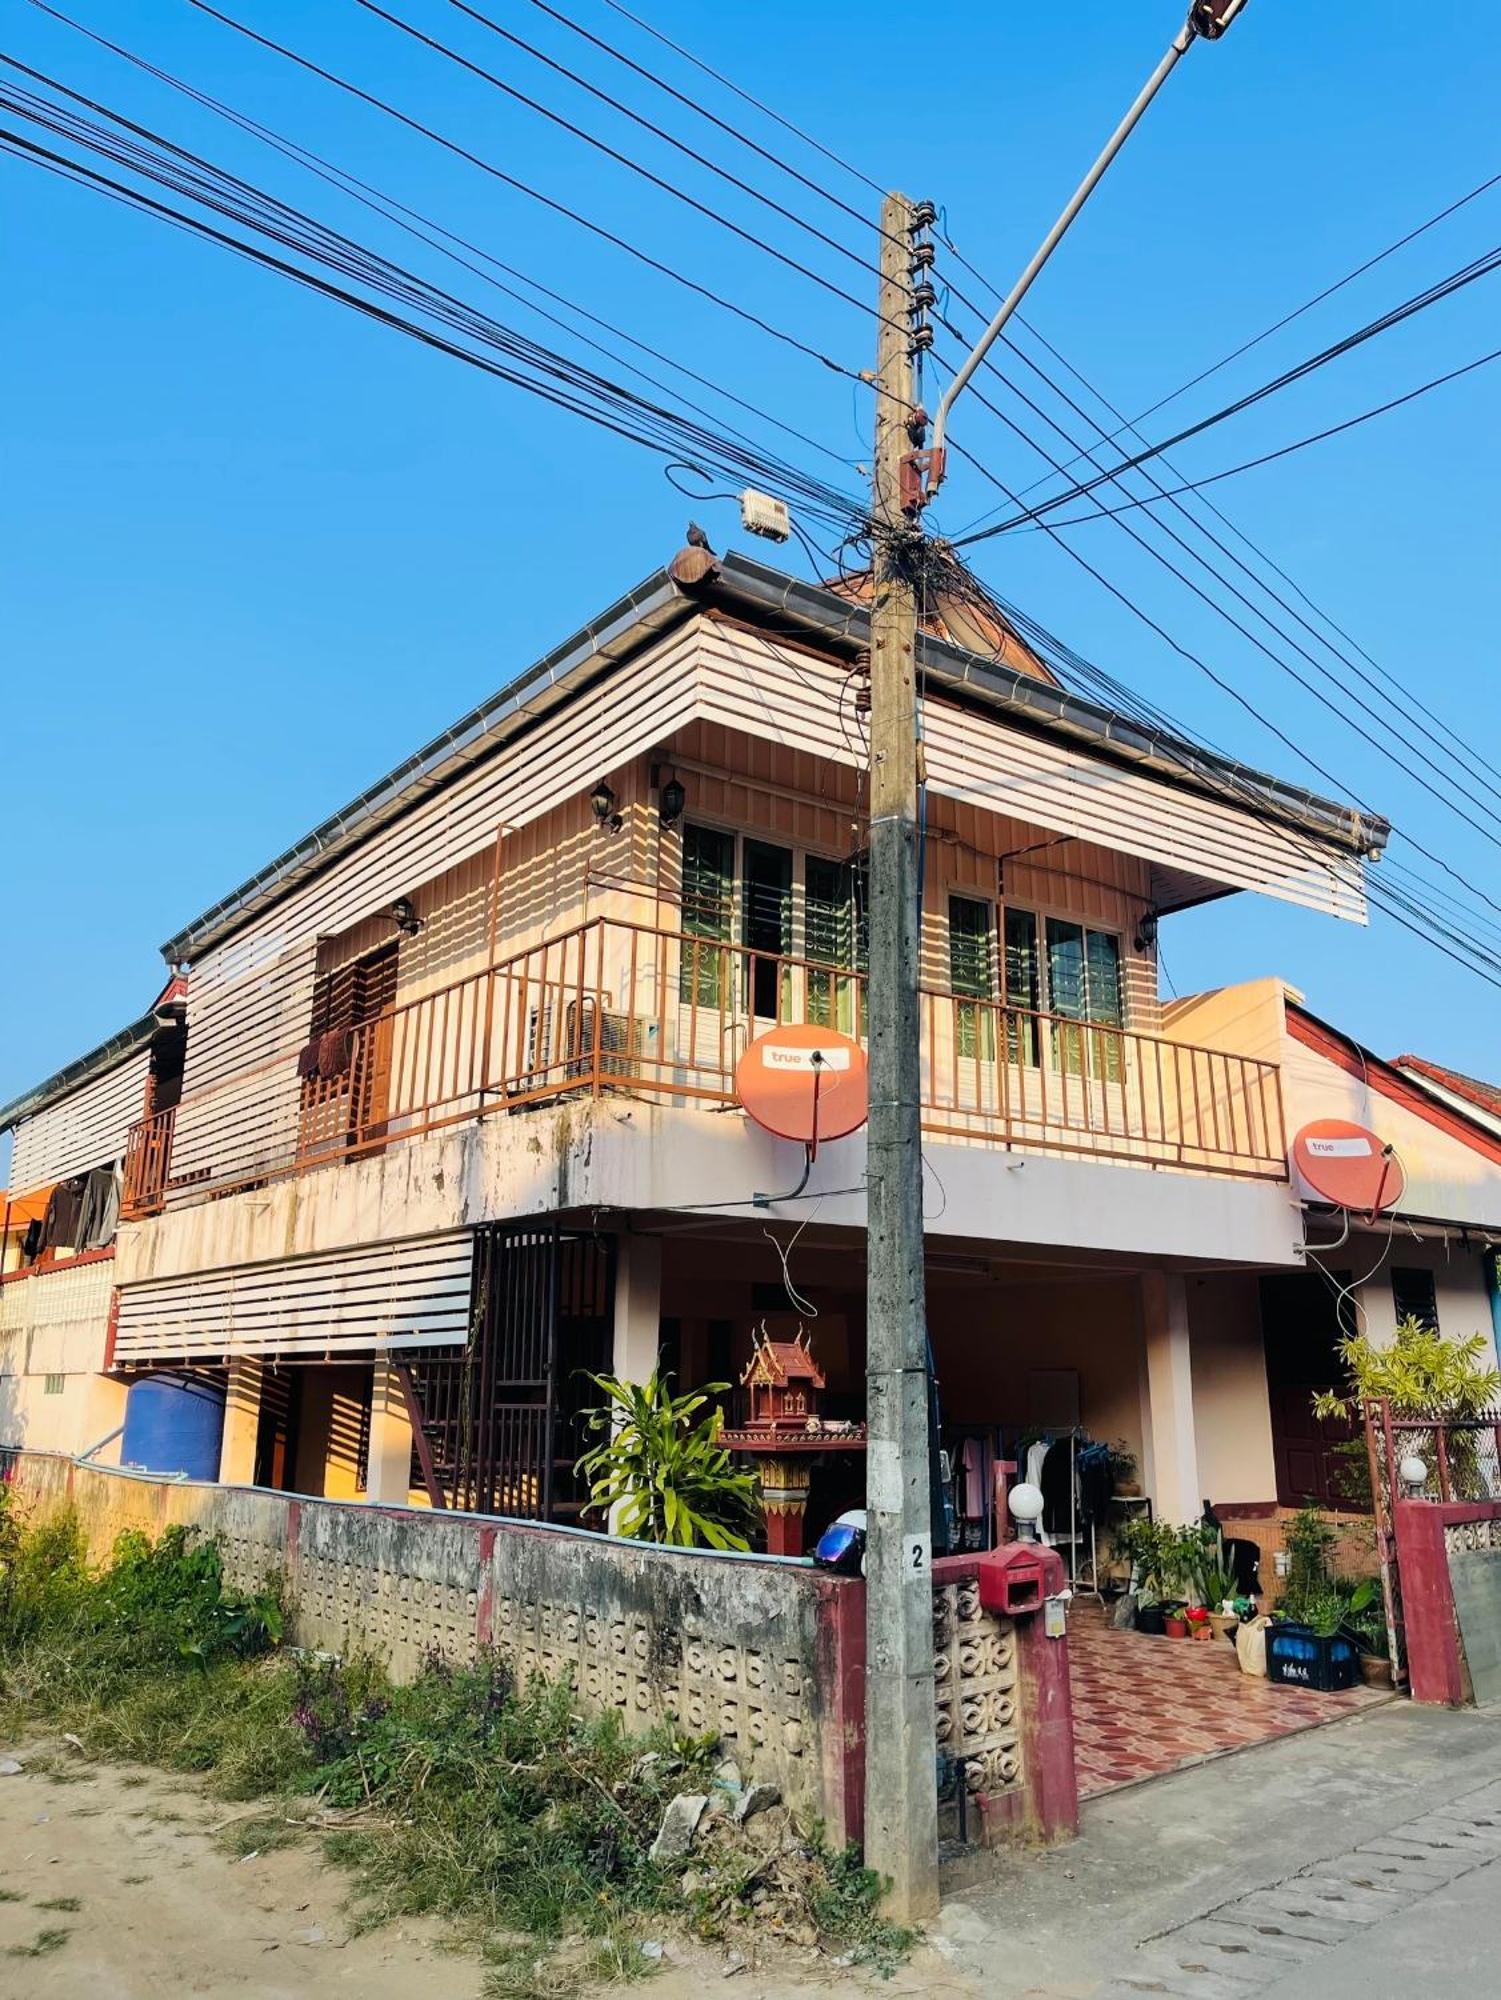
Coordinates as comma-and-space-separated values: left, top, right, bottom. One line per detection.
927, 5, 1235, 495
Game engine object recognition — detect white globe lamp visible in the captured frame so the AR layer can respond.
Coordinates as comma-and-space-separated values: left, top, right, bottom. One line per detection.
1008, 1481, 1046, 1543
1399, 1453, 1429, 1497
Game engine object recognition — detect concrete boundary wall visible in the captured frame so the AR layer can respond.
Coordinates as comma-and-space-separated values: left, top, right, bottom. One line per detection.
3, 1454, 1071, 1851
2, 1452, 859, 1835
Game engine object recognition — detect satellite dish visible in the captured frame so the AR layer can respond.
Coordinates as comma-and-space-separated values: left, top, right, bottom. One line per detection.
736, 1024, 869, 1146
1291, 1119, 1404, 1216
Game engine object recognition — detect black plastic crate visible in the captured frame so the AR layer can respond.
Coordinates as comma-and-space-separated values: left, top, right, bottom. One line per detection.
1266, 1621, 1359, 1693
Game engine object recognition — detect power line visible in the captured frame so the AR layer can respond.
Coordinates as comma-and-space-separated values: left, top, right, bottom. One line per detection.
446, 0, 877, 281
987, 342, 1501, 523
593, 0, 883, 200
997, 309, 1499, 794
0, 70, 867, 529
27, 0, 857, 483
346, 0, 892, 333
1027, 165, 1501, 458
944, 322, 1501, 826
182, 1, 866, 385
958, 239, 1501, 536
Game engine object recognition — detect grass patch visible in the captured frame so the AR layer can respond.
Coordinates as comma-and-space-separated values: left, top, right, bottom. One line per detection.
1, 1485, 913, 1984
35, 1896, 83, 1913
216, 1812, 302, 1858
0, 1887, 23, 1903
8, 1927, 71, 1959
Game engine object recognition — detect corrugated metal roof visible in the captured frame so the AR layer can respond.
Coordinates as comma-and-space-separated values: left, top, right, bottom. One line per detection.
158, 550, 1386, 970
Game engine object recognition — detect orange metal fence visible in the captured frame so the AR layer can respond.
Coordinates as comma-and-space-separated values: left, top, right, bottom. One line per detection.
122, 916, 1286, 1215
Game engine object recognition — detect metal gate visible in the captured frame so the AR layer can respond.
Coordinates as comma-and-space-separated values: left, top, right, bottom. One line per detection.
399, 1222, 614, 1522
1363, 1398, 1501, 1691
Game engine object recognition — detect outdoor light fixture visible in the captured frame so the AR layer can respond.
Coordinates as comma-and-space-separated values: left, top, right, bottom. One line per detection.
590, 779, 623, 833
388, 897, 423, 937
659, 775, 686, 827
1399, 1453, 1429, 1497
1134, 911, 1160, 954
1190, 0, 1251, 38
1008, 1482, 1046, 1544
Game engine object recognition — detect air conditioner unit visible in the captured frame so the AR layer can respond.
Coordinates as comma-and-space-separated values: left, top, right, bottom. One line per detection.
514, 1000, 659, 1094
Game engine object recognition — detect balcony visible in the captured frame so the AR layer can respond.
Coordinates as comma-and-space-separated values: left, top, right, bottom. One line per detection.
121, 916, 1286, 1218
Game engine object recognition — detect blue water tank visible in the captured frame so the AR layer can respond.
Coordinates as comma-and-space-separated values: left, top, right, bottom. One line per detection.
122, 1373, 227, 1481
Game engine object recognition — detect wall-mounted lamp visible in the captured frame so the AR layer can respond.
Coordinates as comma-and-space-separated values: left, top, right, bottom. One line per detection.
590, 778, 623, 833
1134, 910, 1160, 954
388, 896, 423, 937
659, 776, 686, 827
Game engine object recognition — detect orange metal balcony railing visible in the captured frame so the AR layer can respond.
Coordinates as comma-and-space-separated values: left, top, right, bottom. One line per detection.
121, 916, 1287, 1216
121, 1103, 176, 1219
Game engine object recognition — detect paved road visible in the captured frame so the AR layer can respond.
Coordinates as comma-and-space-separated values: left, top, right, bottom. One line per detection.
933, 1698, 1501, 1998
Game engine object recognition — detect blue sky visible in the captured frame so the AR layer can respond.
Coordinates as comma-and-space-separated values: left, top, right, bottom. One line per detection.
3, 0, 1499, 1163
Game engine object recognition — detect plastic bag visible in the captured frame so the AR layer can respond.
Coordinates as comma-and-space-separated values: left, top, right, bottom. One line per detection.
1235, 1614, 1273, 1678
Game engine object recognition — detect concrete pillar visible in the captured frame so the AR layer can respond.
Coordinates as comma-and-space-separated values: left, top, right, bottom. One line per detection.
612, 1233, 662, 1384
1140, 1272, 1200, 1527
219, 1358, 263, 1486
366, 1362, 415, 1504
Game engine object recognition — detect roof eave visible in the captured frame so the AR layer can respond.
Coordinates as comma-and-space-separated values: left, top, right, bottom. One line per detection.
0, 1009, 157, 1136
159, 550, 1383, 969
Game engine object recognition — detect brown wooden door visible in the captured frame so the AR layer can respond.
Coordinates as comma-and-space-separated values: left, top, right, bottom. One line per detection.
1260, 1272, 1364, 1509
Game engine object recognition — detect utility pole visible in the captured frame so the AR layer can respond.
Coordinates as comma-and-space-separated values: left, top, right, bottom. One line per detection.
863, 189, 940, 1923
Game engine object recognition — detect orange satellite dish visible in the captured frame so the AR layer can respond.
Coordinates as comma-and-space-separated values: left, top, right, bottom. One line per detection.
1291, 1119, 1404, 1216
736, 1024, 869, 1146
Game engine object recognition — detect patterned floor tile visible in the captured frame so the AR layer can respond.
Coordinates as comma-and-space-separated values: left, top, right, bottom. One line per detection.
1067, 1601, 1386, 1800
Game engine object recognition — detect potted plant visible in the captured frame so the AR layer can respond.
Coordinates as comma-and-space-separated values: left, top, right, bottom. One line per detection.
1114, 1516, 1176, 1634
1184, 1604, 1212, 1642
575, 1369, 762, 1549
1163, 1606, 1190, 1639
1193, 1530, 1243, 1641
1340, 1577, 1392, 1687
1108, 1439, 1140, 1497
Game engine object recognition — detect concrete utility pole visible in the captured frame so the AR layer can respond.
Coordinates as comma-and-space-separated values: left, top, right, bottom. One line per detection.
863, 189, 940, 1923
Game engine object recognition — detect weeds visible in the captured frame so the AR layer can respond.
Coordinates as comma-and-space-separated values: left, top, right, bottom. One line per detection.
8, 1927, 71, 1959
35, 1897, 83, 1913
0, 1489, 915, 1983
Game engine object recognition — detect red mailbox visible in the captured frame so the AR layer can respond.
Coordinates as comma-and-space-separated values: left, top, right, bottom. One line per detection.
977, 1542, 1063, 1617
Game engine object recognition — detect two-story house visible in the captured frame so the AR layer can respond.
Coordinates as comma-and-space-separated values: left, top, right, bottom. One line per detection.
3, 542, 1388, 1548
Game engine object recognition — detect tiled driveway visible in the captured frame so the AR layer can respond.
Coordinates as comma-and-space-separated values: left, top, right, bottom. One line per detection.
1068, 1602, 1389, 1799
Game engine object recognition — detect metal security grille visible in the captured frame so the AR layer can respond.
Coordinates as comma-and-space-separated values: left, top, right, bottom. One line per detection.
401, 1223, 614, 1522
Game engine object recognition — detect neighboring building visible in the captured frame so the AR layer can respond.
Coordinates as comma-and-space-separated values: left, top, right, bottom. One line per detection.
1392, 1053, 1501, 1144
0, 979, 185, 1458
1164, 980, 1501, 1556
3, 545, 1392, 1547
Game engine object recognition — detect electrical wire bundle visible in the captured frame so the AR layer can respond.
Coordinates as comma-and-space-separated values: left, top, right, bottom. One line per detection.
5, 0, 1499, 998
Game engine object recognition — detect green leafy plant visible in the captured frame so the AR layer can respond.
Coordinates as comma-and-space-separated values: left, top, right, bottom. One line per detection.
1339, 1576, 1388, 1657
576, 1370, 762, 1550
1313, 1316, 1501, 1424
1107, 1440, 1138, 1489
1279, 1504, 1336, 1622
1314, 1315, 1501, 1503
1191, 1529, 1239, 1613
1112, 1518, 1202, 1605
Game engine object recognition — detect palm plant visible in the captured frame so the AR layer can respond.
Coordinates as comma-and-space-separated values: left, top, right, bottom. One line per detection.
575, 1370, 762, 1552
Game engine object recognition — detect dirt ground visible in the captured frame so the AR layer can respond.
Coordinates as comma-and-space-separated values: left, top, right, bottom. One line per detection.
0, 1746, 483, 1999
0, 1743, 968, 2000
